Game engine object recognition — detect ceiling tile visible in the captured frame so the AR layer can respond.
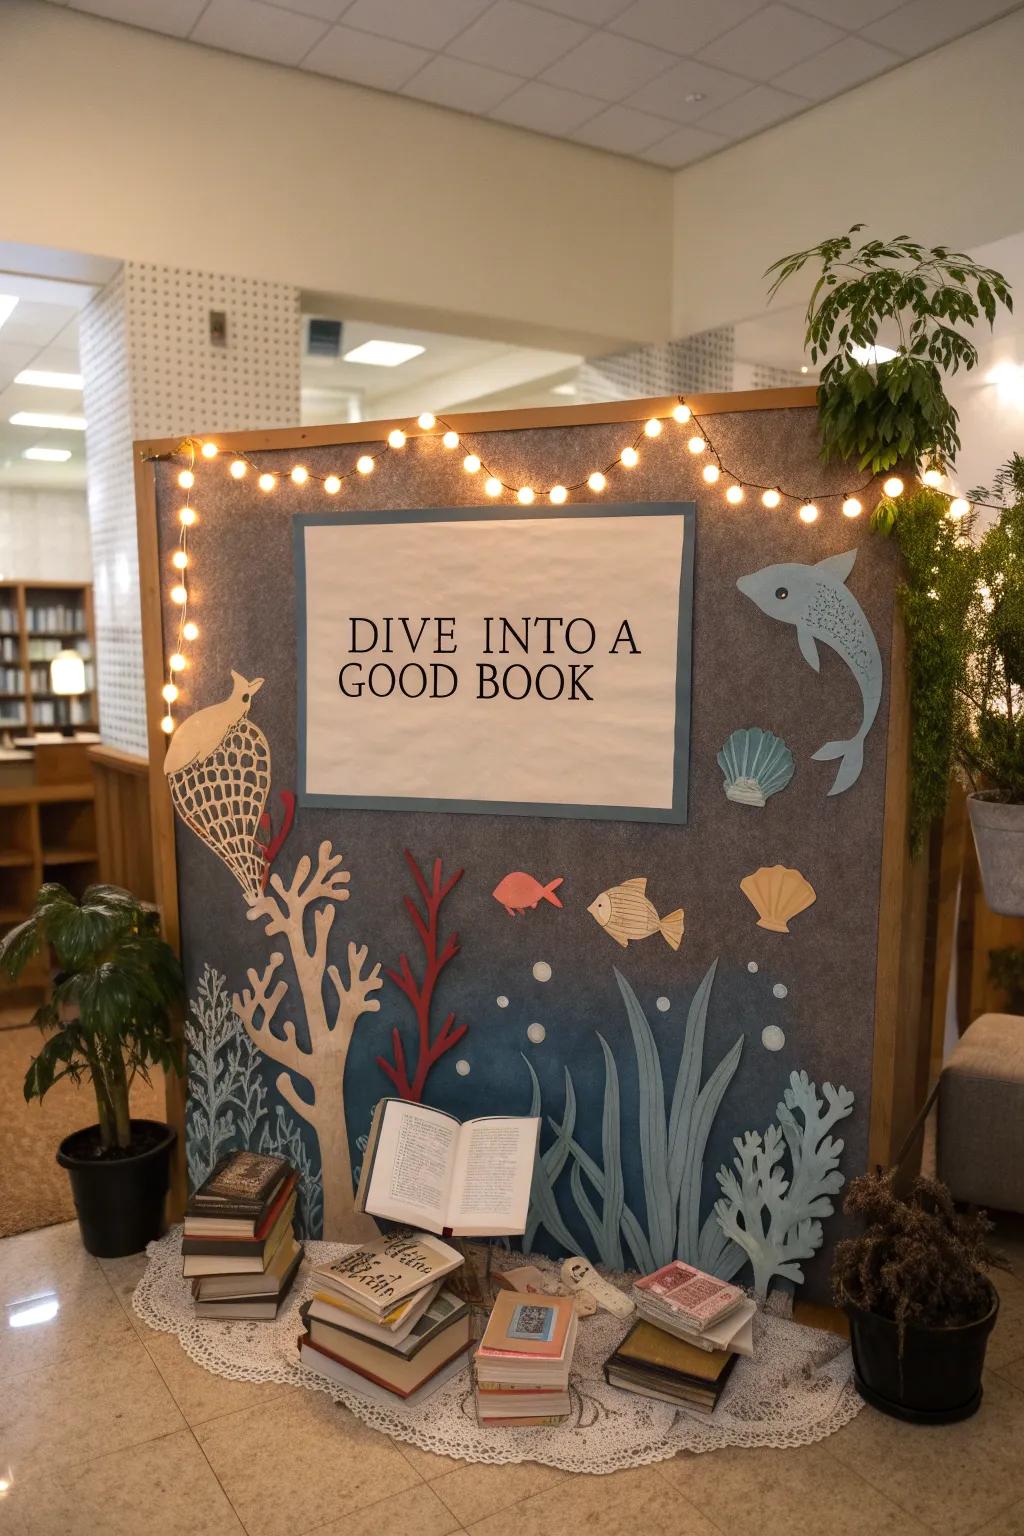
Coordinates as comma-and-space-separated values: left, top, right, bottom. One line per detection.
527, 0, 634, 20
787, 0, 902, 26
401, 54, 522, 113
302, 24, 429, 88
570, 102, 676, 151
190, 0, 329, 65
489, 80, 606, 133
640, 121, 729, 165
609, 0, 763, 55
263, 0, 354, 22
697, 3, 845, 80
448, 1, 590, 76
773, 33, 902, 97
695, 81, 807, 136
67, 0, 208, 37
625, 56, 752, 123
339, 0, 490, 51
863, 0, 1022, 56
540, 29, 674, 100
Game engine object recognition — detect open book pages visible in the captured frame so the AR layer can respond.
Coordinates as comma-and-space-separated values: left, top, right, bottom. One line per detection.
632, 1260, 745, 1329
356, 1098, 540, 1236
311, 1232, 462, 1316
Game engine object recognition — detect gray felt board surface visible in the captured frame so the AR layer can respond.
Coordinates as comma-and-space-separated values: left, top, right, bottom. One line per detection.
155, 404, 898, 1301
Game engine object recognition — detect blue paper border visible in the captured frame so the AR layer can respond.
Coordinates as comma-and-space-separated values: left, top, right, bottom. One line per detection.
294, 501, 695, 824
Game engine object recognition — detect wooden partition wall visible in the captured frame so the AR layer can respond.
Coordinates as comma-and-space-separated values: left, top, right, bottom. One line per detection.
88, 745, 155, 903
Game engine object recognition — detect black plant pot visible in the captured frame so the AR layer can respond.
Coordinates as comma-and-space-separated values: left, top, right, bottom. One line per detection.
845, 1282, 998, 1424
57, 1119, 176, 1258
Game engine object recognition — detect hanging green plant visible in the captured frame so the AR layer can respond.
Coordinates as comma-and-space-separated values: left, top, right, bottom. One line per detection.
766, 227, 1012, 472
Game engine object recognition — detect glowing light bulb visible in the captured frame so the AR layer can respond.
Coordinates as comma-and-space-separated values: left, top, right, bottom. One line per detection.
171, 549, 189, 570
922, 468, 943, 489
949, 497, 970, 519
672, 403, 691, 424
161, 682, 178, 703
463, 454, 481, 474
177, 469, 194, 490
702, 464, 720, 484
183, 620, 199, 642
169, 652, 186, 672
687, 436, 705, 455
517, 486, 535, 505
258, 473, 276, 492
549, 484, 568, 504
442, 430, 459, 450
388, 429, 406, 449
620, 445, 639, 467
324, 475, 341, 494
201, 441, 218, 459
799, 502, 819, 524
230, 458, 247, 479
644, 418, 662, 438
170, 584, 188, 605
356, 455, 374, 475
588, 471, 606, 492
842, 496, 863, 518
484, 477, 502, 497
417, 412, 436, 430
725, 484, 744, 505
290, 465, 309, 485
160, 714, 174, 734
762, 488, 782, 509
883, 476, 904, 497
178, 506, 196, 527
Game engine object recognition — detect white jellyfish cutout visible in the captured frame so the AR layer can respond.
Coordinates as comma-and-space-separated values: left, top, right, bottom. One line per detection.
656, 997, 671, 1012
761, 1025, 786, 1052
773, 983, 788, 999
455, 1059, 471, 1076
496, 995, 509, 1008
527, 1022, 546, 1045
532, 961, 552, 983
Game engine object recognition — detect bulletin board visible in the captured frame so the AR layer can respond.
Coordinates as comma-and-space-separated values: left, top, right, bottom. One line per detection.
136, 390, 923, 1306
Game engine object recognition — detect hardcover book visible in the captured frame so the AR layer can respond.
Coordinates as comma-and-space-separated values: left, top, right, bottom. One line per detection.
311, 1232, 462, 1316
304, 1287, 468, 1361
193, 1245, 304, 1318
298, 1335, 472, 1407
477, 1292, 576, 1360
181, 1178, 297, 1255
604, 1320, 738, 1406
192, 1235, 303, 1300
182, 1195, 295, 1277
298, 1312, 472, 1397
356, 1097, 540, 1237
188, 1152, 290, 1216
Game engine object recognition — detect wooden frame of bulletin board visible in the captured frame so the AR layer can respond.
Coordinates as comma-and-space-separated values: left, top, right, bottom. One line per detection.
135, 388, 929, 1224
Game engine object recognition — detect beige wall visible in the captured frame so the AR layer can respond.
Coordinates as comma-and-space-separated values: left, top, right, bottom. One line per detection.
0, 488, 92, 582
1, 1, 671, 355
671, 7, 1024, 337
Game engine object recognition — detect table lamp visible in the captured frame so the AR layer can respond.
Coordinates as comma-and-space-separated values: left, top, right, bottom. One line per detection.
50, 649, 85, 738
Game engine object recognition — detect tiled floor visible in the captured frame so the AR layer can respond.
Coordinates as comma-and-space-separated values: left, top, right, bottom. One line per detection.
2, 1220, 1024, 1536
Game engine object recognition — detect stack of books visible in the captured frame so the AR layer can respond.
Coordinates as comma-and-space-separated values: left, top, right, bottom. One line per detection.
603, 1260, 755, 1417
474, 1292, 578, 1427
182, 1152, 303, 1320
298, 1232, 472, 1405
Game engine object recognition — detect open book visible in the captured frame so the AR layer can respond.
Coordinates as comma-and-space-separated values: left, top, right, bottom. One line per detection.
355, 1097, 540, 1237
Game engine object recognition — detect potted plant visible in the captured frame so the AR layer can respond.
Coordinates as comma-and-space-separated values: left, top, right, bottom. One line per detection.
0, 882, 185, 1257
833, 1170, 998, 1423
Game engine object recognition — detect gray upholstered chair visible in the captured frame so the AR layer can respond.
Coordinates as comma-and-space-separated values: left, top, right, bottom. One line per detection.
938, 1013, 1024, 1213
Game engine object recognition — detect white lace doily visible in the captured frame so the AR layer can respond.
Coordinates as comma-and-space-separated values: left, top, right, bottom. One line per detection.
134, 1230, 862, 1474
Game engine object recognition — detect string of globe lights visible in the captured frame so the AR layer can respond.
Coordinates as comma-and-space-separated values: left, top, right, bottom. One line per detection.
153, 397, 977, 737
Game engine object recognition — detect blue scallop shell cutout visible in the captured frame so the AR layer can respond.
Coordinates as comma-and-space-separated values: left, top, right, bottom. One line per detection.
717, 727, 794, 808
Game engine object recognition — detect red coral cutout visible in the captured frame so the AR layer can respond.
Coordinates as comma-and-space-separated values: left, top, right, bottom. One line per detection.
256, 789, 296, 890
376, 849, 468, 1102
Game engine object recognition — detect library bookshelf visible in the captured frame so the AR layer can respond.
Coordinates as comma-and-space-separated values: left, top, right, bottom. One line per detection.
0, 580, 97, 735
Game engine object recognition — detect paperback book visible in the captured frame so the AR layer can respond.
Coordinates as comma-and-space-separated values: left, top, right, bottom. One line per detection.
632, 1261, 745, 1331
311, 1232, 462, 1317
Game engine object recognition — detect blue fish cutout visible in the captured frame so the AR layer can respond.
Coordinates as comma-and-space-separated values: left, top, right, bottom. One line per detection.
736, 549, 881, 795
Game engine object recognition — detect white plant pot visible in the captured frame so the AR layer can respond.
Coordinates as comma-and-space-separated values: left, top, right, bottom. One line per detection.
968, 794, 1024, 917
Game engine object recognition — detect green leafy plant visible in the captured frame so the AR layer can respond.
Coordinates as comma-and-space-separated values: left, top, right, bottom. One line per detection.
767, 227, 1012, 471
0, 883, 184, 1152
989, 946, 1024, 1012
833, 1170, 993, 1330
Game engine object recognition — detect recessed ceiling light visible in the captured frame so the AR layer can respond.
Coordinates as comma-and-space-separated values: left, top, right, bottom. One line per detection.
987, 360, 1024, 405
800, 365, 809, 374
551, 383, 577, 396
23, 446, 73, 462
9, 411, 87, 431
14, 369, 84, 391
0, 295, 18, 333
850, 343, 897, 365
684, 92, 705, 103
343, 340, 425, 367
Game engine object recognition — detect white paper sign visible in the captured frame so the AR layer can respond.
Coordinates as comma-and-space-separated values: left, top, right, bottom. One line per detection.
296, 503, 693, 822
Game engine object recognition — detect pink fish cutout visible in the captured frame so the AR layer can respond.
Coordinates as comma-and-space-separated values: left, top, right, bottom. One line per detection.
493, 872, 564, 918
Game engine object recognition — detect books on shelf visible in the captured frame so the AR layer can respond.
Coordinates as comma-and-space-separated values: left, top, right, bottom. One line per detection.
182, 1151, 302, 1320
474, 1292, 578, 1426
356, 1097, 540, 1238
604, 1320, 738, 1418
310, 1232, 463, 1317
